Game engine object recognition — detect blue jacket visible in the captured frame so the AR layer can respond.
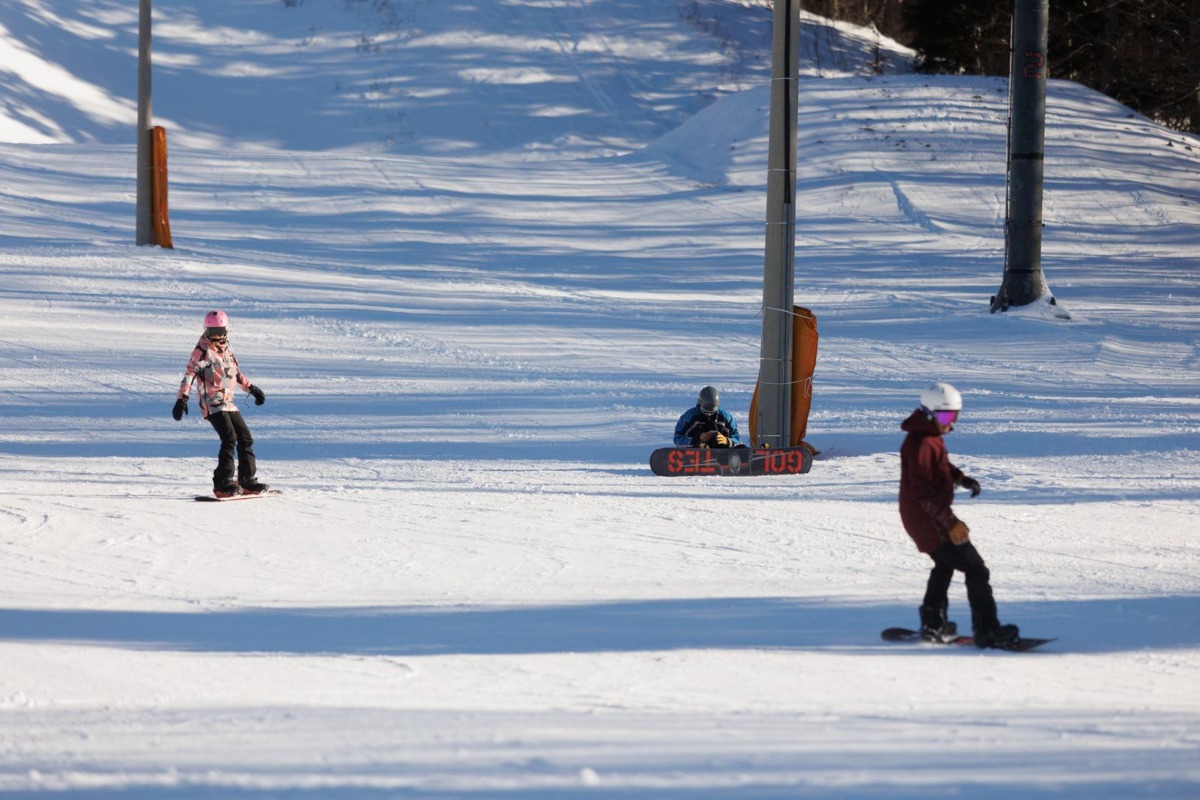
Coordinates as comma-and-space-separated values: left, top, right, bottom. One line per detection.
674, 407, 743, 447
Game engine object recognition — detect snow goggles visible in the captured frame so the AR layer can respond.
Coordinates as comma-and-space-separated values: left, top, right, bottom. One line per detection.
205, 326, 228, 342
932, 409, 959, 426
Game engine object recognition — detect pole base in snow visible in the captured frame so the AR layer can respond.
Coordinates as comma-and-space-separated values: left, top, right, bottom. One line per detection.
989, 293, 1071, 320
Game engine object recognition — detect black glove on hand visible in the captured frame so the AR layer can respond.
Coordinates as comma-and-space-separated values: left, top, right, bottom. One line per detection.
172, 398, 188, 421
249, 385, 266, 406
960, 476, 982, 498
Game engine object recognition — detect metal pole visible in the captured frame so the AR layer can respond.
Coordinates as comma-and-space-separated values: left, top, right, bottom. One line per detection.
992, 0, 1049, 311
756, 0, 799, 448
136, 0, 153, 246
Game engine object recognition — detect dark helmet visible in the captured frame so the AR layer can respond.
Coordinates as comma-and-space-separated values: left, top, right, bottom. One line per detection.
696, 386, 720, 415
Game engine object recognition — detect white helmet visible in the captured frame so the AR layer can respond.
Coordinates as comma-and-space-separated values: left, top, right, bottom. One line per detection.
920, 382, 963, 412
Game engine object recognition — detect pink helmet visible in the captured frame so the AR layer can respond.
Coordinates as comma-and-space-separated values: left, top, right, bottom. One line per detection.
203, 310, 229, 328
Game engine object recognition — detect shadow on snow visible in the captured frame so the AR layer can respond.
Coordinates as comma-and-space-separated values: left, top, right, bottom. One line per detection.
2, 595, 1196, 656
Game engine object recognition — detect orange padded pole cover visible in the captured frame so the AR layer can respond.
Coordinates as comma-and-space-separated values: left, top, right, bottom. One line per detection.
149, 126, 173, 249
749, 306, 818, 448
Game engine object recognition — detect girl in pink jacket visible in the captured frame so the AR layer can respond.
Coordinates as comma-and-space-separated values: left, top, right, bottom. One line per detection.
173, 311, 268, 497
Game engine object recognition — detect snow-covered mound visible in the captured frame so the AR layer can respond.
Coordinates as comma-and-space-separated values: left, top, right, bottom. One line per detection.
0, 1, 1198, 797
0, 0, 909, 156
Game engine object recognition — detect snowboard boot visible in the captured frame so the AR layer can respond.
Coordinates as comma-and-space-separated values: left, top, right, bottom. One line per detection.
975, 623, 1020, 649
919, 604, 958, 643
973, 611, 1020, 649
214, 484, 244, 498
240, 480, 269, 495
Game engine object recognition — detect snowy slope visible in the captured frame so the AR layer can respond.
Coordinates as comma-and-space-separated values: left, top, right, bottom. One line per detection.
1, 0, 1199, 797
0, 0, 910, 156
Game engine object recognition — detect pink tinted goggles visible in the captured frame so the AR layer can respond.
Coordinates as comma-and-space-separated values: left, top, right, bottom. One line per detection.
933, 409, 959, 425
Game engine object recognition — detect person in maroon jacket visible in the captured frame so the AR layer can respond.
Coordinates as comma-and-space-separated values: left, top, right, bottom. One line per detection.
899, 382, 1018, 648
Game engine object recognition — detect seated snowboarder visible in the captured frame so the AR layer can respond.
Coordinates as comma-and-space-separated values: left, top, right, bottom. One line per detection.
899, 382, 1019, 649
674, 386, 745, 449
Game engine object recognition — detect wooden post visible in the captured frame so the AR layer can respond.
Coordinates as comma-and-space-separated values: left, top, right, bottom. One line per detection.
992, 0, 1051, 311
755, 0, 799, 448
136, 0, 153, 246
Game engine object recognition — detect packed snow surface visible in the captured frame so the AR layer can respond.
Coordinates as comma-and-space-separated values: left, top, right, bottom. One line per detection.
0, 0, 1197, 797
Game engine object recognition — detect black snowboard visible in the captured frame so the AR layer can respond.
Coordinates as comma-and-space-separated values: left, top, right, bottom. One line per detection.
649, 446, 813, 477
195, 489, 282, 502
881, 627, 1055, 652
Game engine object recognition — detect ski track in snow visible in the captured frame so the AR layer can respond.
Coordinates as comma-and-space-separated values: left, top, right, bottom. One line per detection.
0, 1, 1198, 797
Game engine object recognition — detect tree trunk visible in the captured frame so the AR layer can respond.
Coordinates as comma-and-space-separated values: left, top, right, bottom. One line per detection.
1191, 1, 1200, 133
1099, 0, 1117, 92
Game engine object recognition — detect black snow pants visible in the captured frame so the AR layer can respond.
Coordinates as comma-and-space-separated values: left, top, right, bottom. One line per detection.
923, 541, 999, 633
207, 410, 257, 489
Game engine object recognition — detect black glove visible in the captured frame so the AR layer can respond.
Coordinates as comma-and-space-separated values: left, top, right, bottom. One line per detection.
172, 398, 188, 421
249, 385, 266, 406
959, 476, 981, 498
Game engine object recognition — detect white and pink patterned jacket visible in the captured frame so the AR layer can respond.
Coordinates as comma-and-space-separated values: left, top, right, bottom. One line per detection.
176, 338, 253, 418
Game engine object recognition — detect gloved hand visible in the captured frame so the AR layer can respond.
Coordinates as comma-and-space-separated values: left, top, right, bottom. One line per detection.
715, 432, 729, 447
249, 385, 266, 406
948, 519, 970, 545
959, 476, 982, 498
172, 398, 188, 421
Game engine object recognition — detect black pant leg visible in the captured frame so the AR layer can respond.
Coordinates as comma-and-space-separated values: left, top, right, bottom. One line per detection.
922, 556, 956, 612
929, 542, 999, 632
228, 411, 257, 484
207, 412, 238, 488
